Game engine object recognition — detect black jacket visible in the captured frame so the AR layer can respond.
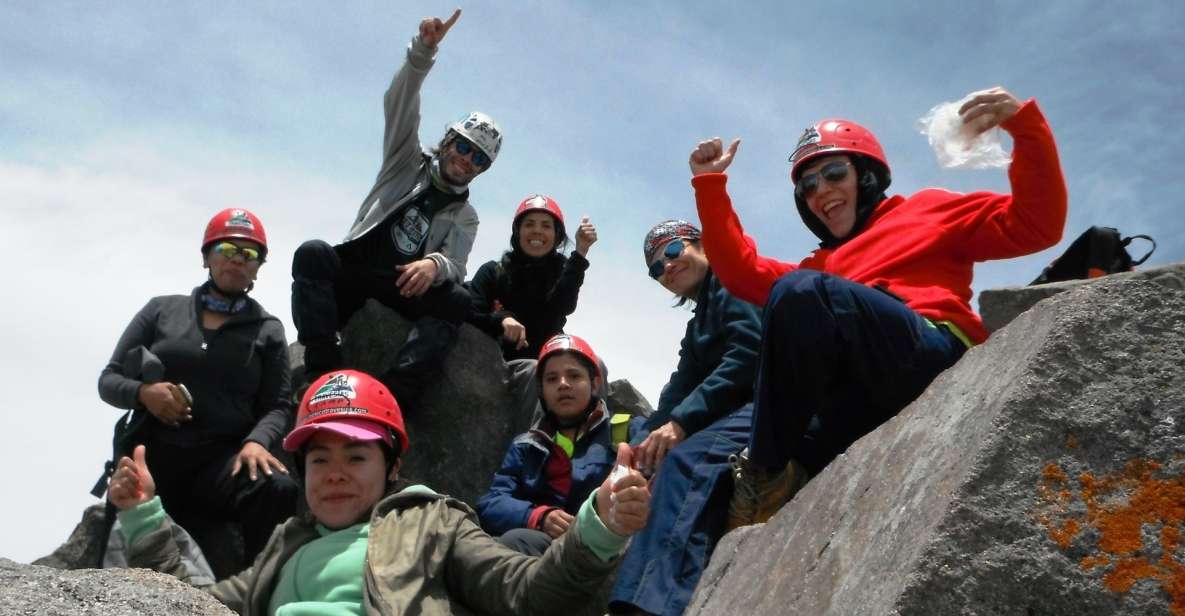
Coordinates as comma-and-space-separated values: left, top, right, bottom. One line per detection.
466, 251, 589, 360
98, 285, 293, 450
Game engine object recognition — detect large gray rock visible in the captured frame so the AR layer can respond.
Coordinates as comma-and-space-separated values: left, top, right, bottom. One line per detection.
978, 260, 1185, 332
32, 504, 106, 570
0, 558, 232, 616
688, 275, 1185, 615
337, 301, 517, 507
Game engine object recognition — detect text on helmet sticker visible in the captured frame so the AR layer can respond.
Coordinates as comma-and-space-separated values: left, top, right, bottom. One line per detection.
309, 373, 356, 409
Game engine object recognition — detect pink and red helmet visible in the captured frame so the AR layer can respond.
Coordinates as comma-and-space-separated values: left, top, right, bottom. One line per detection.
283, 370, 410, 455
202, 208, 268, 254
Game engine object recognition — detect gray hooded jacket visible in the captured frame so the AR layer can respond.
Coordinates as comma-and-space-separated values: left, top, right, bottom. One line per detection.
343, 34, 480, 285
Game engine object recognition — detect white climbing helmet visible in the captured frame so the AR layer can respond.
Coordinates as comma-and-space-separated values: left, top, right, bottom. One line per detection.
448, 111, 502, 163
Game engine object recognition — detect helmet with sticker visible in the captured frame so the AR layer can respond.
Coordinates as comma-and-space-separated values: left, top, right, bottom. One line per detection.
283, 370, 409, 455
448, 111, 502, 163
202, 208, 267, 255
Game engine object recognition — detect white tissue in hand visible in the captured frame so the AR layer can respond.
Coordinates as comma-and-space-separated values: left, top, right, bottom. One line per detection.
917, 98, 1011, 169
607, 464, 629, 525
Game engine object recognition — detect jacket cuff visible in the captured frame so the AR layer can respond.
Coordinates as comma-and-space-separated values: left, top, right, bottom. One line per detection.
1001, 99, 1040, 133
117, 496, 166, 547
690, 172, 728, 191
567, 251, 590, 270
574, 491, 628, 562
527, 505, 553, 530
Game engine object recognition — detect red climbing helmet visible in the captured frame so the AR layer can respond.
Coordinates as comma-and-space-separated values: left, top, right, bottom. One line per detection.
788, 119, 890, 183
202, 208, 268, 253
513, 194, 565, 227
537, 334, 601, 380
283, 370, 409, 454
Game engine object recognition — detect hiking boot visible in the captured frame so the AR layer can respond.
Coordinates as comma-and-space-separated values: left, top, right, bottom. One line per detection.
726, 448, 808, 531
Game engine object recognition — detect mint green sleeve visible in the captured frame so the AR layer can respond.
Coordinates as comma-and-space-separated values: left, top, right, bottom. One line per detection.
574, 491, 629, 562
116, 496, 166, 547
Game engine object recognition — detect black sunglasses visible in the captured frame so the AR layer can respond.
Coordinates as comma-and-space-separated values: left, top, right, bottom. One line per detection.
648, 239, 686, 279
453, 138, 491, 167
794, 160, 853, 199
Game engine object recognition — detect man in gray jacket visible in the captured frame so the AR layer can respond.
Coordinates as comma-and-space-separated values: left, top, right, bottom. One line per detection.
292, 9, 500, 408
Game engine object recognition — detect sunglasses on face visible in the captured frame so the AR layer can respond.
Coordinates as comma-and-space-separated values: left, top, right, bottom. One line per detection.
648, 239, 686, 279
212, 242, 262, 262
453, 138, 490, 168
794, 160, 853, 200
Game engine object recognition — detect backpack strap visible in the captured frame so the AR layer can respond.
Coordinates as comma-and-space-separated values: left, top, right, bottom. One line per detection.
1121, 234, 1156, 266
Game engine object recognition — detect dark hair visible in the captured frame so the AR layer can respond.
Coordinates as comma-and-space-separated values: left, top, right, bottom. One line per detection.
511, 213, 569, 254
669, 239, 704, 309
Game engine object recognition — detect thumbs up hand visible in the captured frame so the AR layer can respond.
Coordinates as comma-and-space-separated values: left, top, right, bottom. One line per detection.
108, 445, 157, 511
574, 216, 598, 257
595, 443, 650, 536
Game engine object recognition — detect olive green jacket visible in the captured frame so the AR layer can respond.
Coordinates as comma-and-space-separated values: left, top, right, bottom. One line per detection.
126, 486, 620, 615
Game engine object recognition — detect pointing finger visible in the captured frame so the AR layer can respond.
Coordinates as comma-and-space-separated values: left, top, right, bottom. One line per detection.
442, 8, 461, 31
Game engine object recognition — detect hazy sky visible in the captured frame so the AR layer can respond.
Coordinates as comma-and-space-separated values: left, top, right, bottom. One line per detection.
2, 1, 1181, 563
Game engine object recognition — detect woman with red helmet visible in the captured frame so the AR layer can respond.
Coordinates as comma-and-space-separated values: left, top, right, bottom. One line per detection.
108, 369, 652, 614
466, 194, 598, 423
98, 207, 297, 576
478, 334, 638, 557
467, 194, 598, 361
687, 87, 1068, 529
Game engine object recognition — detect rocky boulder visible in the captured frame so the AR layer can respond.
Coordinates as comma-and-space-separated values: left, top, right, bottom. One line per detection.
978, 261, 1185, 333
688, 273, 1185, 615
0, 558, 232, 616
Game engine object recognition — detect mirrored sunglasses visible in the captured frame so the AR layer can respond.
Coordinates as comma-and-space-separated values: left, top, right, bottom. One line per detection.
453, 138, 491, 167
794, 160, 853, 199
648, 239, 686, 279
212, 242, 262, 262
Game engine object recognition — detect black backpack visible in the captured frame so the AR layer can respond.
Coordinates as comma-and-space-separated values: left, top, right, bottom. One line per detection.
1030, 226, 1155, 285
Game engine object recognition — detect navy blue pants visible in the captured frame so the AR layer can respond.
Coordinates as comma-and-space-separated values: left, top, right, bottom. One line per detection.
609, 406, 752, 615
749, 270, 966, 474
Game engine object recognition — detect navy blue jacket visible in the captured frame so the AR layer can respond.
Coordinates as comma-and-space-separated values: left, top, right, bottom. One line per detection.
636, 269, 762, 440
478, 404, 630, 536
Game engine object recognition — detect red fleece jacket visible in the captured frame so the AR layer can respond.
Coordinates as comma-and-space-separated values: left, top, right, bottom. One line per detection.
692, 100, 1067, 345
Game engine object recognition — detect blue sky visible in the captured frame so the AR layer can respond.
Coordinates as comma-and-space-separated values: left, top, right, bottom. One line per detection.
1, 1, 1181, 563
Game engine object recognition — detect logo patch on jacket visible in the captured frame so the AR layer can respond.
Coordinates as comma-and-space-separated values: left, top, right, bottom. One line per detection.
391, 205, 431, 256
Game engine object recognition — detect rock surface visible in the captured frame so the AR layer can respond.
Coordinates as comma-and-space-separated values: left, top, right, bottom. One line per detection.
0, 558, 232, 616
978, 261, 1185, 332
32, 504, 107, 570
688, 274, 1185, 615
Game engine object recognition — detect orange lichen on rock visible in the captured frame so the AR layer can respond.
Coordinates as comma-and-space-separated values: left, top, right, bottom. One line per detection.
1066, 434, 1079, 449
1104, 557, 1159, 593
1036, 457, 1185, 614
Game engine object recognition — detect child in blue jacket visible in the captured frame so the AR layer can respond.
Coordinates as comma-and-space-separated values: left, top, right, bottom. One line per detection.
478, 334, 633, 556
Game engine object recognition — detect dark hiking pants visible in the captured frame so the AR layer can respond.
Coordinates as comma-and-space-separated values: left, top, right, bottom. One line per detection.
749, 270, 967, 474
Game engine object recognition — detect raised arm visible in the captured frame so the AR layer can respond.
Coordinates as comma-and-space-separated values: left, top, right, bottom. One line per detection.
377, 10, 463, 177
690, 138, 797, 306
952, 87, 1068, 260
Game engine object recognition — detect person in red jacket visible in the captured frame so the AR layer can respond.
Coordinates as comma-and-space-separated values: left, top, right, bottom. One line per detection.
687, 87, 1067, 529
